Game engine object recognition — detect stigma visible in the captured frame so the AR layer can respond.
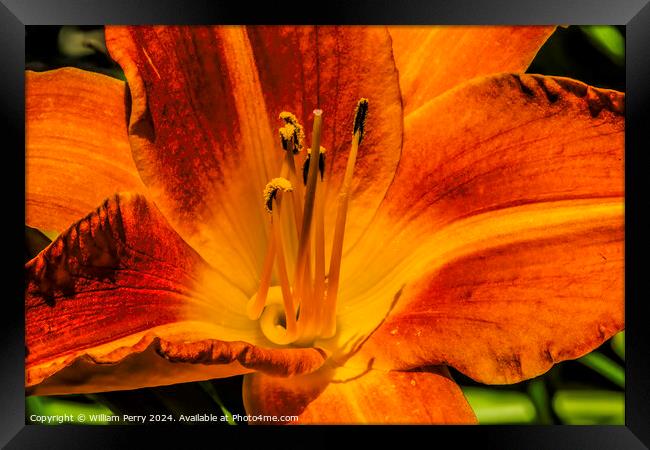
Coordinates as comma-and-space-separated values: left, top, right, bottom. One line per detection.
247, 101, 368, 346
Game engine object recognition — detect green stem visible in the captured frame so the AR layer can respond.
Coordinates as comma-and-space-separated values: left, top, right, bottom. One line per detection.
611, 331, 625, 361
578, 352, 625, 388
553, 390, 624, 424
527, 378, 553, 424
461, 387, 536, 424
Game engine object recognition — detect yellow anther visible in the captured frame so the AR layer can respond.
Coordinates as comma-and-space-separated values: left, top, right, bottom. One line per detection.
279, 111, 299, 124
279, 111, 305, 153
279, 123, 295, 141
263, 177, 293, 214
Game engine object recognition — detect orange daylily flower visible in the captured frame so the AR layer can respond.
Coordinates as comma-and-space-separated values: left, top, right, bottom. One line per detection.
25, 26, 624, 424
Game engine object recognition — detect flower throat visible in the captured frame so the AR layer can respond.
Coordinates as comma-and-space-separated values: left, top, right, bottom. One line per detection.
246, 99, 368, 346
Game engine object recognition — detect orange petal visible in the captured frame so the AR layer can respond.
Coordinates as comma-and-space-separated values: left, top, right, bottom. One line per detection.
104, 26, 402, 291
243, 365, 476, 424
26, 68, 145, 233
246, 27, 403, 250
380, 74, 624, 237
354, 215, 623, 384
26, 193, 325, 395
325, 75, 623, 373
388, 26, 555, 115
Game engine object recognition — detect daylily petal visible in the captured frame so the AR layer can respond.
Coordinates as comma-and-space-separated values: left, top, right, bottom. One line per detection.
104, 26, 402, 290
26, 193, 325, 395
333, 75, 623, 383
243, 365, 476, 424
26, 68, 145, 233
105, 26, 271, 294
376, 74, 623, 241
352, 209, 623, 384
322, 74, 623, 358
389, 26, 555, 115
246, 26, 403, 251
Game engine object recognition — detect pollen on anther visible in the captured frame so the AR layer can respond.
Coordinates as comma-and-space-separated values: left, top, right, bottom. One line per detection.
279, 111, 305, 153
263, 177, 293, 213
279, 124, 296, 151
279, 111, 299, 125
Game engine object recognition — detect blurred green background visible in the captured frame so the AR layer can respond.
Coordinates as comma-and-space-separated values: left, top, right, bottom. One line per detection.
25, 25, 625, 425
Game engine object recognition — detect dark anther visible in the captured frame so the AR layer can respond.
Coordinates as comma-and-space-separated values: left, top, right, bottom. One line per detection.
353, 98, 369, 144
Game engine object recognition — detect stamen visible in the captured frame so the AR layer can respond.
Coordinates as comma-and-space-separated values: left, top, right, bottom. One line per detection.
259, 178, 297, 345
293, 110, 323, 322
277, 113, 306, 231
309, 163, 327, 339
279, 111, 305, 154
322, 99, 368, 338
286, 150, 304, 219
296, 145, 327, 342
277, 117, 307, 298
252, 101, 369, 345
280, 146, 304, 233
270, 196, 297, 343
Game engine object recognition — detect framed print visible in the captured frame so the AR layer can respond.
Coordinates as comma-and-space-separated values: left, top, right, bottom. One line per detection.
3, 0, 650, 448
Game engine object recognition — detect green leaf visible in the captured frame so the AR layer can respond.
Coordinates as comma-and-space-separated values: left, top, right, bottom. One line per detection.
580, 26, 625, 66
26, 396, 115, 425
199, 382, 236, 425
578, 351, 625, 388
611, 331, 625, 361
58, 26, 107, 57
553, 390, 624, 424
461, 387, 536, 424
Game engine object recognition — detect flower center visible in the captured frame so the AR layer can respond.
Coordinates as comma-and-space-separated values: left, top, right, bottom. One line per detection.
247, 100, 368, 346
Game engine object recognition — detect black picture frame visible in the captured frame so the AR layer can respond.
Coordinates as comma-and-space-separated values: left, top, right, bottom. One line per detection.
2, 0, 649, 448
